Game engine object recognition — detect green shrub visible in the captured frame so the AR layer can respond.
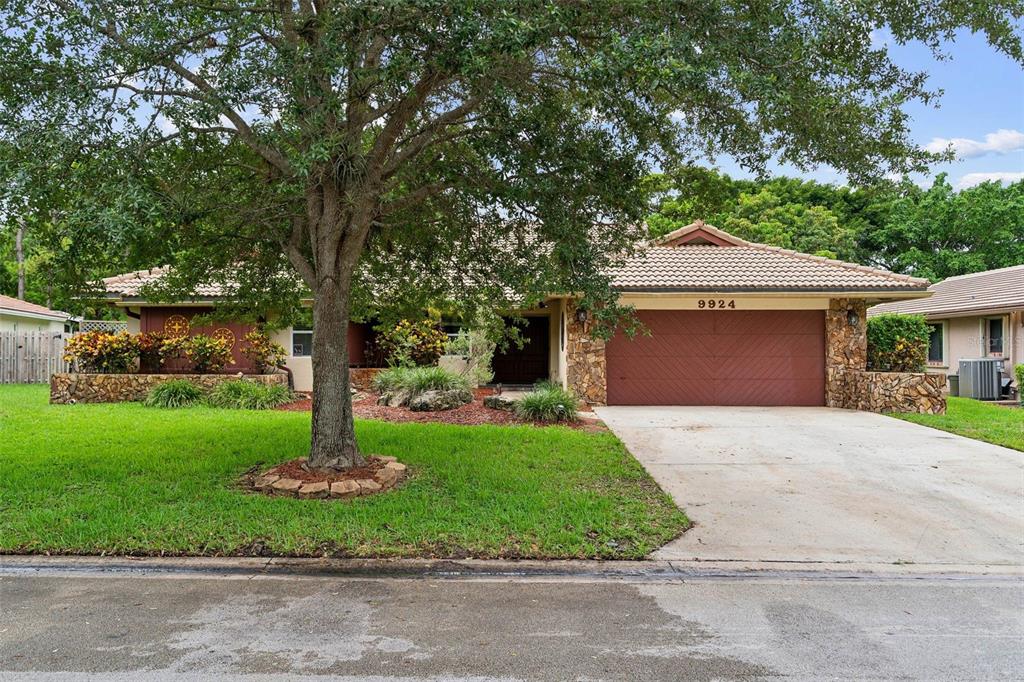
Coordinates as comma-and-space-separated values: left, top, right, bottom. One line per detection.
444, 327, 496, 386
184, 334, 234, 373
1016, 365, 1024, 405
206, 380, 293, 409
144, 379, 204, 408
63, 331, 140, 373
372, 365, 470, 398
515, 385, 579, 423
867, 313, 930, 372
378, 319, 448, 367
241, 329, 287, 373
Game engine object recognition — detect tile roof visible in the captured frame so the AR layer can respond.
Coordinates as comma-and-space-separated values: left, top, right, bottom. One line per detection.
102, 267, 229, 298
612, 244, 929, 292
0, 294, 70, 320
103, 224, 930, 300
869, 264, 1024, 318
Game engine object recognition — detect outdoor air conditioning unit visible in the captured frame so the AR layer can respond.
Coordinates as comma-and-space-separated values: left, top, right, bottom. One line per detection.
958, 358, 1001, 401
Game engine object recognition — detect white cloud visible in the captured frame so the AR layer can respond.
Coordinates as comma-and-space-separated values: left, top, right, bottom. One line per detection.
955, 171, 1024, 189
925, 129, 1024, 158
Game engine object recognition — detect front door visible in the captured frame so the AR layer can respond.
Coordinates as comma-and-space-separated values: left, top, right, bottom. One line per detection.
491, 316, 550, 385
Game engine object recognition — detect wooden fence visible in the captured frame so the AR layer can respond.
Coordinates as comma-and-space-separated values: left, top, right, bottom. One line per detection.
0, 331, 71, 384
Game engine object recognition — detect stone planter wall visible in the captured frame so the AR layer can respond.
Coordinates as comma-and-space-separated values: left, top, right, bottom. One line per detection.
564, 300, 607, 405
827, 368, 946, 414
50, 372, 288, 404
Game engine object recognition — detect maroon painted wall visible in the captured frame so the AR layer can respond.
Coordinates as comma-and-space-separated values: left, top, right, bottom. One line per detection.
140, 306, 256, 372
139, 306, 376, 371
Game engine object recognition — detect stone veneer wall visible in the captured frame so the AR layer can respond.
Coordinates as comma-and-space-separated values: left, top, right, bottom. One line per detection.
564, 300, 607, 405
50, 372, 288, 404
827, 369, 946, 414
825, 297, 945, 414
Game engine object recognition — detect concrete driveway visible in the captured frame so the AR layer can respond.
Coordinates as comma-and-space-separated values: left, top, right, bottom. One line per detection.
596, 406, 1024, 570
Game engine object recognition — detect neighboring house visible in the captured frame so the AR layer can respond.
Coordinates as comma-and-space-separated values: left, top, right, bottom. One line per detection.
101, 221, 933, 405
869, 265, 1024, 387
0, 295, 71, 333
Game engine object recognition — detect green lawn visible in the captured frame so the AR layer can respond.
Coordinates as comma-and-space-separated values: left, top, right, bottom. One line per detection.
0, 384, 686, 559
890, 397, 1024, 452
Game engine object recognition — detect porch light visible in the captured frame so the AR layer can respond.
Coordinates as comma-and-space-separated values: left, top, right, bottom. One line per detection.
847, 309, 860, 327
575, 308, 589, 324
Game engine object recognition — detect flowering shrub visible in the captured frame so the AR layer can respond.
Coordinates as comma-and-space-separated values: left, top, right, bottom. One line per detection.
63, 331, 141, 373
867, 314, 930, 372
183, 334, 234, 373
241, 329, 287, 373
379, 319, 447, 367
137, 331, 167, 372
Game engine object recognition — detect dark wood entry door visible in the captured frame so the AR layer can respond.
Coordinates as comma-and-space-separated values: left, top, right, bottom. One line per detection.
605, 310, 825, 406
491, 316, 550, 385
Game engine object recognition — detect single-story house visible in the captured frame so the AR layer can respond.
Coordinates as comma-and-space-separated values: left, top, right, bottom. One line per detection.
101, 221, 938, 409
869, 264, 1024, 387
0, 295, 72, 333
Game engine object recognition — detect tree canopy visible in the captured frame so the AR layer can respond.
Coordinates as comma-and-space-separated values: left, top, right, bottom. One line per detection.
2, 1, 1022, 467
645, 168, 1024, 280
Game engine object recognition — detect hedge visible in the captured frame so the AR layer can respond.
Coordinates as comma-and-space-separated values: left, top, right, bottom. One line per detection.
866, 313, 931, 372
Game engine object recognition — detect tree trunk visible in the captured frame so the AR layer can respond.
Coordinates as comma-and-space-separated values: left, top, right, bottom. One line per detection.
15, 217, 25, 300
307, 273, 365, 471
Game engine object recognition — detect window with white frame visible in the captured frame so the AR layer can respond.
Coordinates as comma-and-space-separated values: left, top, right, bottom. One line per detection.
927, 322, 945, 365
291, 329, 313, 356
986, 317, 1004, 356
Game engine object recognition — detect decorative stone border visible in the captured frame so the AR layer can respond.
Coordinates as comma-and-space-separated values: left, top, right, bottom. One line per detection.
248, 456, 407, 500
50, 372, 288, 404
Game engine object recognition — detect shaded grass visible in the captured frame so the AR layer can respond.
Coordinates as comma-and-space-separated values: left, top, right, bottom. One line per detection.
889, 397, 1023, 452
0, 385, 687, 558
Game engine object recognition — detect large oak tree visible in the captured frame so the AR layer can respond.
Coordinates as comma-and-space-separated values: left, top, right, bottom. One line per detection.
1, 1, 1021, 470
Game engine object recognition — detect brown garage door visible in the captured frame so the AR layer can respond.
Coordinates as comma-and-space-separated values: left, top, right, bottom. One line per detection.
606, 310, 825, 406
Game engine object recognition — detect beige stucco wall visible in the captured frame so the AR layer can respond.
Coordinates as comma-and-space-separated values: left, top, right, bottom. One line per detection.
547, 299, 565, 384
0, 313, 65, 333
929, 310, 1023, 380
125, 309, 141, 334
272, 326, 314, 392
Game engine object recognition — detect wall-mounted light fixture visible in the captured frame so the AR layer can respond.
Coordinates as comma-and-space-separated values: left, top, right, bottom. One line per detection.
847, 309, 860, 327
575, 307, 589, 324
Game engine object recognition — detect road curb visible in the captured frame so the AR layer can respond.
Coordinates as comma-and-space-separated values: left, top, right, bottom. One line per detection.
2, 555, 1021, 582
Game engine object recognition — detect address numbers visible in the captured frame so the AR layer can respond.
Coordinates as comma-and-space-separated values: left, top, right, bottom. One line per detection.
697, 299, 736, 309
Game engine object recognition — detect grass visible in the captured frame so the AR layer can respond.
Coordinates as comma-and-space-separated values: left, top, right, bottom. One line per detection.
515, 383, 579, 423
205, 379, 293, 409
372, 365, 471, 396
889, 396, 1024, 452
0, 384, 687, 559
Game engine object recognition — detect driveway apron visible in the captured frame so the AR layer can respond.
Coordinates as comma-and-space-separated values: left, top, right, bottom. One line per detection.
596, 406, 1024, 569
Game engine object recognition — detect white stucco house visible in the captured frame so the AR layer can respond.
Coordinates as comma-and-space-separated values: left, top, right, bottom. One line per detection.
0, 295, 71, 333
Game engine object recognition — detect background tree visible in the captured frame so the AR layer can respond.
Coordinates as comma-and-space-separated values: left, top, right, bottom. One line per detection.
860, 175, 1024, 280
646, 169, 1024, 278
2, 1, 1022, 471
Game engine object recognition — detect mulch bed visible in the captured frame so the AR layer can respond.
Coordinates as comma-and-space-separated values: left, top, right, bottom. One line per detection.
271, 456, 388, 484
277, 387, 605, 431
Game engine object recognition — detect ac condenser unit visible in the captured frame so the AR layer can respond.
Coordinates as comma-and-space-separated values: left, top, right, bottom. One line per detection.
958, 358, 1001, 401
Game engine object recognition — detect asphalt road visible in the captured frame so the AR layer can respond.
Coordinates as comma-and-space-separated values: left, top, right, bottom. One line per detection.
1, 562, 1022, 681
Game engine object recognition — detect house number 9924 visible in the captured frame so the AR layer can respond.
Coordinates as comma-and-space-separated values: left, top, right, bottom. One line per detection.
698, 299, 736, 309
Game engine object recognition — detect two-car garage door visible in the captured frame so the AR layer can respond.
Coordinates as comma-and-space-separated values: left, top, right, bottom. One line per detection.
605, 310, 825, 406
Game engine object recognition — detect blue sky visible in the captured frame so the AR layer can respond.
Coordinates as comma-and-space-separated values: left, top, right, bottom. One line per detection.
713, 29, 1024, 189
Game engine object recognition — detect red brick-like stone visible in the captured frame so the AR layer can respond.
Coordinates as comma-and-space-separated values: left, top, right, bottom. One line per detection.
254, 474, 280, 489
356, 479, 382, 495
298, 481, 330, 498
271, 478, 302, 492
330, 480, 360, 498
